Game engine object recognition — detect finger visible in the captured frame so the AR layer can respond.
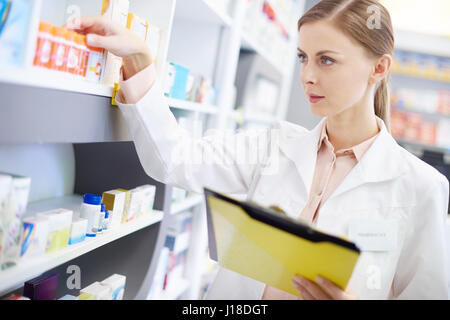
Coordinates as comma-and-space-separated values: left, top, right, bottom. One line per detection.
315, 275, 346, 300
292, 281, 315, 300
293, 276, 331, 300
66, 16, 119, 35
86, 33, 118, 51
65, 16, 102, 31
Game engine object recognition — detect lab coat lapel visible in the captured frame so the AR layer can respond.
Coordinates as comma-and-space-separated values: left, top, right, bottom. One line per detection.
279, 117, 327, 196
279, 116, 407, 202
326, 117, 407, 202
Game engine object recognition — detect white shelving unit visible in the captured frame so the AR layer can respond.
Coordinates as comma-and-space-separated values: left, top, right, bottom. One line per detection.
170, 195, 204, 215
0, 195, 163, 297
0, 66, 114, 97
390, 28, 450, 157
158, 277, 190, 300
167, 98, 219, 115
0, 0, 304, 300
176, 0, 233, 27
395, 30, 450, 58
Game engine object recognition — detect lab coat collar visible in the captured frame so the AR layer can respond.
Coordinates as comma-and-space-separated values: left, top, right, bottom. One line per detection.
279, 116, 407, 199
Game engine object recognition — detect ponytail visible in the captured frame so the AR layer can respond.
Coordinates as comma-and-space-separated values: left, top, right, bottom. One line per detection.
374, 78, 390, 133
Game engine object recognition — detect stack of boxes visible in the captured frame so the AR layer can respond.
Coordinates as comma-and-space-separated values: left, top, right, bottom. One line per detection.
164, 62, 217, 106
0, 173, 156, 271
162, 211, 192, 292
102, 184, 156, 226
2, 272, 126, 300
33, 0, 162, 93
242, 0, 296, 69
0, 173, 31, 270
33, 21, 105, 82
78, 274, 126, 300
390, 88, 450, 148
392, 50, 450, 82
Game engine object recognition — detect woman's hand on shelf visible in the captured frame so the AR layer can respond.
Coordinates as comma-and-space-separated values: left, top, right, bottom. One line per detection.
292, 274, 359, 300
66, 16, 153, 80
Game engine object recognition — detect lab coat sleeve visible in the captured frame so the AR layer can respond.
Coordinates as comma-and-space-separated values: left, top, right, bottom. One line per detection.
392, 174, 450, 299
116, 75, 276, 195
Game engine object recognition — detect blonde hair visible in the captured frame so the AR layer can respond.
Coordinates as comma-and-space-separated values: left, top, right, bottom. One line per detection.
298, 0, 394, 131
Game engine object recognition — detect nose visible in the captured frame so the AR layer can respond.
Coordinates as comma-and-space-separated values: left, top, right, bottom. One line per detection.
299, 63, 317, 86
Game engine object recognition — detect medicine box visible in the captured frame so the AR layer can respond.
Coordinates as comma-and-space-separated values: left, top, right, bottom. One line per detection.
127, 13, 147, 41
0, 173, 12, 267
23, 273, 59, 300
101, 0, 130, 86
69, 216, 88, 245
136, 184, 156, 217
100, 274, 126, 300
0, 0, 33, 66
102, 189, 126, 228
127, 187, 145, 222
5, 294, 30, 300
0, 172, 31, 269
37, 208, 73, 253
77, 293, 94, 300
80, 281, 111, 300
146, 24, 160, 64
168, 63, 190, 100
116, 189, 131, 223
20, 215, 49, 260
58, 294, 78, 300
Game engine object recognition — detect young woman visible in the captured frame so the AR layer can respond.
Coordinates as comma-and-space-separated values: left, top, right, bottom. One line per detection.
69, 0, 449, 299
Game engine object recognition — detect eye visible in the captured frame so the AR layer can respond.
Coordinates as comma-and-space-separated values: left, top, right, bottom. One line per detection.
321, 56, 335, 65
297, 53, 307, 63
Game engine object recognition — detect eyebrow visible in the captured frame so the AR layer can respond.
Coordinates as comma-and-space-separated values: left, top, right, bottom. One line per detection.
297, 48, 342, 56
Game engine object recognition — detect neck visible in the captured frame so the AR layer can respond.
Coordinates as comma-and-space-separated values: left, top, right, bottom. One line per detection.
325, 100, 380, 151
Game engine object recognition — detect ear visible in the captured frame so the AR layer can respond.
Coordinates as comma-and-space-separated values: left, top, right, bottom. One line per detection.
369, 54, 392, 85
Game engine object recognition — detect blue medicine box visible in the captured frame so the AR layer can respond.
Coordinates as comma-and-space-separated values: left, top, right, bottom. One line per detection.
170, 63, 190, 100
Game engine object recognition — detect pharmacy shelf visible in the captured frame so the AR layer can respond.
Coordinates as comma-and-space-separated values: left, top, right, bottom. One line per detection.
0, 66, 113, 98
0, 194, 164, 297
229, 109, 277, 125
0, 82, 131, 144
240, 32, 288, 77
396, 139, 450, 155
158, 277, 190, 300
391, 70, 450, 84
175, 0, 233, 27
395, 30, 450, 58
167, 98, 220, 114
170, 195, 204, 215
0, 0, 304, 301
392, 107, 450, 120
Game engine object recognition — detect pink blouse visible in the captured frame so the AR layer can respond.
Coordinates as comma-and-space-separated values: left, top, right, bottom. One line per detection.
117, 63, 381, 300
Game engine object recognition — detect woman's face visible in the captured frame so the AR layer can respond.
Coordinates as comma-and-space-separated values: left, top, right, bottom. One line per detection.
297, 20, 376, 117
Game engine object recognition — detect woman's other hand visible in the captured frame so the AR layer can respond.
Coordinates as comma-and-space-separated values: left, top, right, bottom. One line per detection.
292, 275, 359, 300
66, 16, 152, 80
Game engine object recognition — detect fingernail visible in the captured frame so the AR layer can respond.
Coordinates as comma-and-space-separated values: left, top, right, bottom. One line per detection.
315, 275, 324, 283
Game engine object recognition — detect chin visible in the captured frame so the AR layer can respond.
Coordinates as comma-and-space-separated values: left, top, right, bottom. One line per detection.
309, 105, 329, 117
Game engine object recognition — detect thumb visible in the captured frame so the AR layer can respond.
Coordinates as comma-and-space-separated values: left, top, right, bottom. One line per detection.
86, 33, 115, 50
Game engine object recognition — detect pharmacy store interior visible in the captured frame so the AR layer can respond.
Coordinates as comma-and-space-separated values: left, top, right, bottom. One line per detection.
0, 0, 449, 301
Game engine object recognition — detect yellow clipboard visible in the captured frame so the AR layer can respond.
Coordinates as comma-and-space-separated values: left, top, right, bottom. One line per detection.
204, 188, 361, 297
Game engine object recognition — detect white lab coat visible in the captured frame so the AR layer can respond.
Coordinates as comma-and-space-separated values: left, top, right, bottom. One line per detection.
117, 76, 450, 300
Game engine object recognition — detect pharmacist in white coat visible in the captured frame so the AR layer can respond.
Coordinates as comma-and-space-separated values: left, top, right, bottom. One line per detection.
70, 0, 449, 300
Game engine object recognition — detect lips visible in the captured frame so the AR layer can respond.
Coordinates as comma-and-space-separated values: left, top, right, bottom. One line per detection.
308, 94, 325, 103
